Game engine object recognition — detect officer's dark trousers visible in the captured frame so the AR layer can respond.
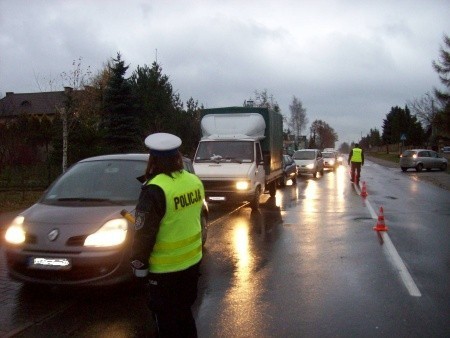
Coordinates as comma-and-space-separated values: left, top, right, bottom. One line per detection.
147, 262, 201, 338
350, 162, 362, 182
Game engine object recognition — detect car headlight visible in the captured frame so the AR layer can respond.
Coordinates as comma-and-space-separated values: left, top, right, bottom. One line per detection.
329, 160, 335, 165
306, 163, 314, 169
236, 181, 249, 190
4, 216, 26, 244
84, 218, 128, 247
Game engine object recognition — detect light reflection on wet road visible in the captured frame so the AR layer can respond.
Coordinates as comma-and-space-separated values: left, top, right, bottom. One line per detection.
195, 163, 449, 337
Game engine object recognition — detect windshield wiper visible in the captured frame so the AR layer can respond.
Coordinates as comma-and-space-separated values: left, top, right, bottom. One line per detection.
57, 197, 111, 202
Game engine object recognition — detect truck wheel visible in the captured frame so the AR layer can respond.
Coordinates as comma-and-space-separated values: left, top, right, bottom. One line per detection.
269, 181, 277, 197
280, 175, 287, 187
250, 186, 261, 210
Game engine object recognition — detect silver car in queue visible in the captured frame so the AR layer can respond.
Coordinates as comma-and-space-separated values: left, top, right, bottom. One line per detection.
399, 149, 448, 172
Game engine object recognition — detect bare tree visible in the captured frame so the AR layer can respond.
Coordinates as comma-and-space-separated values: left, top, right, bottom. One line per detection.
408, 92, 438, 135
246, 89, 280, 112
57, 58, 95, 172
288, 96, 308, 141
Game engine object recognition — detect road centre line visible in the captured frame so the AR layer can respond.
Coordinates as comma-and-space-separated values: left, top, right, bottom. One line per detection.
356, 183, 422, 297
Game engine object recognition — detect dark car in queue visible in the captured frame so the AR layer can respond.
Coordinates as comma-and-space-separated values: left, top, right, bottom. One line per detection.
280, 154, 297, 186
3, 154, 208, 287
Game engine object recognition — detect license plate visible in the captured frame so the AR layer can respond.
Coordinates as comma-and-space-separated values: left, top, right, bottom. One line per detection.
209, 196, 226, 201
29, 257, 72, 270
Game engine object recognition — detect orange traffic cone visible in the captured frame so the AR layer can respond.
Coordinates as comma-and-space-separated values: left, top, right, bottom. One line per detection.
360, 181, 368, 198
373, 206, 388, 231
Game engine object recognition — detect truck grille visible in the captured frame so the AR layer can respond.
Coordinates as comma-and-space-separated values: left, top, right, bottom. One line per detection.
202, 180, 236, 192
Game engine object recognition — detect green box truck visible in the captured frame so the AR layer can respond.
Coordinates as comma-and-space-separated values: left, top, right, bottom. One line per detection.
193, 106, 284, 210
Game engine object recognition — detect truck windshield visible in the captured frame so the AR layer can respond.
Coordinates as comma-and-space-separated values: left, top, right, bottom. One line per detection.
195, 141, 254, 163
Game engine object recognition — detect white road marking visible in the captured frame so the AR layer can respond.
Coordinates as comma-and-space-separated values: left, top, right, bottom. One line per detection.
380, 232, 422, 297
359, 186, 422, 297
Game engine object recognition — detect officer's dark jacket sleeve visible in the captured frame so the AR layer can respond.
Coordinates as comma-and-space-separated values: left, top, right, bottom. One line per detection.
348, 149, 353, 164
130, 183, 166, 270
361, 150, 365, 165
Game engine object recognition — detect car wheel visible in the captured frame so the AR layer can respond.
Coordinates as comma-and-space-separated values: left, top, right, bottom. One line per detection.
401, 167, 407, 172
416, 163, 423, 172
313, 170, 317, 178
291, 175, 297, 185
250, 186, 261, 210
320, 168, 324, 175
441, 163, 448, 171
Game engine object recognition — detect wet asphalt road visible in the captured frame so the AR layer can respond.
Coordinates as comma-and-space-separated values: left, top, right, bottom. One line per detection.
1, 160, 449, 337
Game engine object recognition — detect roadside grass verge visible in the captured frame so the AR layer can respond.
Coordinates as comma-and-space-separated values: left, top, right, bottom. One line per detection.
367, 152, 400, 163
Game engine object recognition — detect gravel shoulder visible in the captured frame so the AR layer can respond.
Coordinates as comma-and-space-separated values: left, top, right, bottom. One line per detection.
366, 155, 450, 191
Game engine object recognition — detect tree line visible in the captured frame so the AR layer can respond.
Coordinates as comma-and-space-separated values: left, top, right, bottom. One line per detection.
0, 53, 206, 182
359, 34, 450, 151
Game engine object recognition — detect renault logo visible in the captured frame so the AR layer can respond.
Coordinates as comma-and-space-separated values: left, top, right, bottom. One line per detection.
48, 229, 59, 241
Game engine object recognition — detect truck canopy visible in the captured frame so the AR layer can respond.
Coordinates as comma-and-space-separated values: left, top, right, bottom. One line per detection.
201, 113, 265, 140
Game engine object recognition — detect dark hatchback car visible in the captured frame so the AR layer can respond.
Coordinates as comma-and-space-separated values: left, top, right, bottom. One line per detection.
280, 154, 297, 186
3, 154, 208, 287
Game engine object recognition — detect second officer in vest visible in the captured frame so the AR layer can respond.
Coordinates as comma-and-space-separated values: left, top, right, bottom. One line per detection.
348, 143, 364, 183
131, 132, 205, 337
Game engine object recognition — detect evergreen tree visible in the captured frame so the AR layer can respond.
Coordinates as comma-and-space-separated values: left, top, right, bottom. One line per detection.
130, 62, 177, 140
102, 53, 140, 153
432, 34, 450, 140
382, 106, 424, 146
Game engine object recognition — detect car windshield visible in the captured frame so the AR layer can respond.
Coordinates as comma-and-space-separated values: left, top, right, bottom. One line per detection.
195, 141, 254, 163
293, 151, 315, 160
41, 160, 147, 205
322, 152, 335, 158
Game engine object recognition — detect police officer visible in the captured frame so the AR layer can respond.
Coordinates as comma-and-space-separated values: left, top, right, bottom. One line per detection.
131, 132, 205, 337
348, 143, 364, 183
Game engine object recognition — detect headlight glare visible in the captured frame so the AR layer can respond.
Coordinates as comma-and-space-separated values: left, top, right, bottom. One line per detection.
306, 163, 314, 169
236, 181, 249, 190
84, 218, 128, 247
5, 216, 26, 244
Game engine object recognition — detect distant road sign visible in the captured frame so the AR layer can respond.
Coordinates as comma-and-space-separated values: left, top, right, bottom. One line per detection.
400, 134, 406, 141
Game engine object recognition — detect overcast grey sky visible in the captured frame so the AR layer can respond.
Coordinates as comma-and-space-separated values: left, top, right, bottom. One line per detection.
1, 0, 449, 146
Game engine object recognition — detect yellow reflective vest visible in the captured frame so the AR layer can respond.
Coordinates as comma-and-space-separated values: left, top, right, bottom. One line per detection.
147, 170, 204, 273
350, 148, 363, 163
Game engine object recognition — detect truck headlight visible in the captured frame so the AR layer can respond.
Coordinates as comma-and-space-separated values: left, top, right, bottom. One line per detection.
4, 216, 26, 244
236, 181, 249, 190
84, 219, 128, 247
